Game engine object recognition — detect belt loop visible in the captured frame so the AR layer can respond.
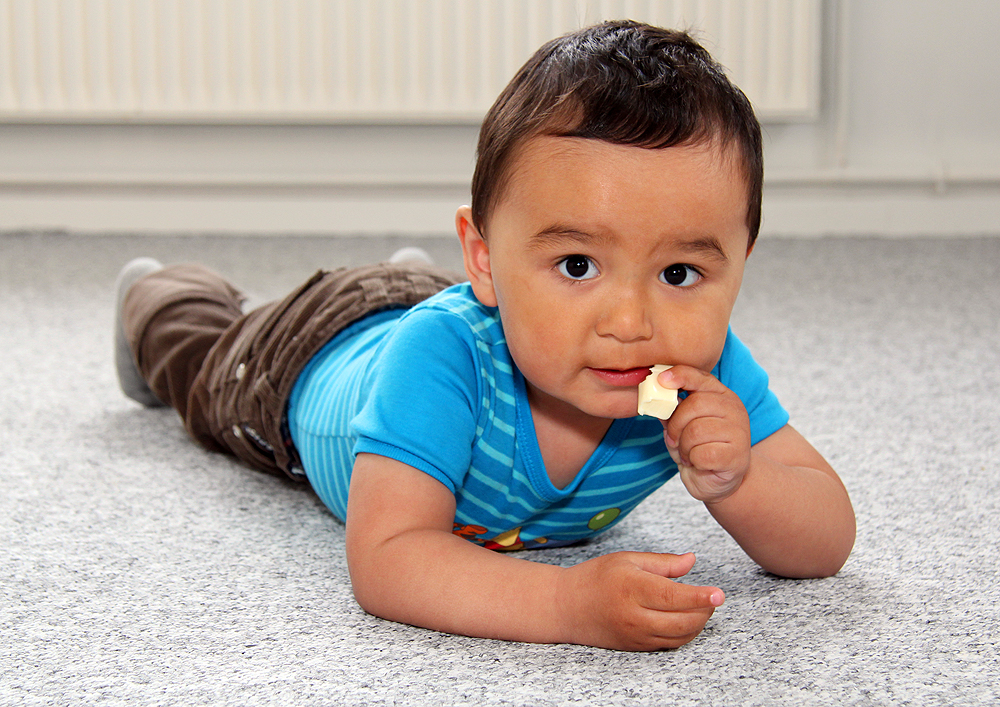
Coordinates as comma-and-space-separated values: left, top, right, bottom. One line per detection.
253, 373, 283, 413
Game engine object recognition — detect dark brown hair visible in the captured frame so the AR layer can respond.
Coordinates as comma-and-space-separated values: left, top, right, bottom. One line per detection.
471, 20, 763, 244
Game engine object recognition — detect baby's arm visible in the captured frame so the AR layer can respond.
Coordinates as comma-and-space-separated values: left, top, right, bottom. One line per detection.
658, 366, 855, 578
346, 453, 724, 651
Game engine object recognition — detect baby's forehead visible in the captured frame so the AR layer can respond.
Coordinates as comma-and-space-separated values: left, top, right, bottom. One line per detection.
500, 135, 747, 202
484, 135, 751, 256
514, 132, 739, 171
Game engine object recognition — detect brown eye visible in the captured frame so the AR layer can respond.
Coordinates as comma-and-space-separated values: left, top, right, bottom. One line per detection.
660, 264, 701, 287
558, 255, 598, 280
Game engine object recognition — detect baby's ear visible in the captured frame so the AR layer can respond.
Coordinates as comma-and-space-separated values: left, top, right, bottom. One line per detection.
455, 206, 498, 307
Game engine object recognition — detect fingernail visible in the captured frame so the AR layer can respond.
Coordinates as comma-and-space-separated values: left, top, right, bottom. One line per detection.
710, 590, 725, 607
658, 369, 676, 386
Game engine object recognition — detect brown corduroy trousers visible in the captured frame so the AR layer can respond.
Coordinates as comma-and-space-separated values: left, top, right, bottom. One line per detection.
121, 262, 463, 480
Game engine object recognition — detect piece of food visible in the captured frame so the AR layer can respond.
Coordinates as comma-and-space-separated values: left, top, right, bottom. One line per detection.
637, 364, 678, 419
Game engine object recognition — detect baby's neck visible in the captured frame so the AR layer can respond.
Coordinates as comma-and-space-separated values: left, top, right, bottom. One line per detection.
527, 387, 613, 490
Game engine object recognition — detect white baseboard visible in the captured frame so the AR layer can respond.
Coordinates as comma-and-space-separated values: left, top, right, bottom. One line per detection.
3, 124, 998, 238
3, 188, 998, 238
0, 188, 469, 237
761, 188, 1000, 238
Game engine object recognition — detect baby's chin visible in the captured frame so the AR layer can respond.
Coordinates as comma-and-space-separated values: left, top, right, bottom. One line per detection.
576, 396, 643, 421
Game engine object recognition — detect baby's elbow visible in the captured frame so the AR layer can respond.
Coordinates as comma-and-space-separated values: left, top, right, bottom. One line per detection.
767, 532, 855, 580
345, 546, 384, 616
349, 567, 404, 623
799, 508, 857, 578
785, 555, 849, 580
352, 584, 386, 619
766, 559, 844, 580
823, 515, 858, 576
346, 553, 393, 619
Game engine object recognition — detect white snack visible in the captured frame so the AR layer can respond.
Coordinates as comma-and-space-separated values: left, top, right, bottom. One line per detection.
637, 364, 678, 419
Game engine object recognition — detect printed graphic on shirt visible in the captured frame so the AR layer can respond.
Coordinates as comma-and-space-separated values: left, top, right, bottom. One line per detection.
452, 523, 550, 552
452, 509, 622, 551
587, 508, 621, 531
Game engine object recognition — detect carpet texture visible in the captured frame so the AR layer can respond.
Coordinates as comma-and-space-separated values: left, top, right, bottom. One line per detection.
1, 232, 998, 706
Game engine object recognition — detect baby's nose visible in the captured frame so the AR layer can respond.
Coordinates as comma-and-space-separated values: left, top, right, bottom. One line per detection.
596, 292, 654, 342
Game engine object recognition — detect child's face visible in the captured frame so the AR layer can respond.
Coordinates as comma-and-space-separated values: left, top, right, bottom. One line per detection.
458, 136, 752, 421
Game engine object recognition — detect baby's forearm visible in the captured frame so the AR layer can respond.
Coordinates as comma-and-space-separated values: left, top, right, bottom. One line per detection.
706, 447, 855, 578
349, 527, 568, 644
346, 453, 721, 650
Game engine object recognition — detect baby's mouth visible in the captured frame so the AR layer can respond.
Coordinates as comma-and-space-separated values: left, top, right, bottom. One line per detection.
588, 367, 652, 387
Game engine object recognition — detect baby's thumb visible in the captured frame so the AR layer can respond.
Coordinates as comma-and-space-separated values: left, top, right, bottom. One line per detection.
633, 551, 698, 579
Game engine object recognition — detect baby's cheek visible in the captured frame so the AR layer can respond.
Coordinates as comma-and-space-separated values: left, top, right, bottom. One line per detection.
673, 324, 728, 373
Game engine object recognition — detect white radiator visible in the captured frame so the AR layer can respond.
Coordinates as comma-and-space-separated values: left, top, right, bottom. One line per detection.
0, 0, 820, 123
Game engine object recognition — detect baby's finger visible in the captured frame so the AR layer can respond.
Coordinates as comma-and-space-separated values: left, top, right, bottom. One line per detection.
681, 416, 748, 460
655, 365, 727, 395
630, 551, 697, 579
641, 574, 726, 612
648, 611, 715, 648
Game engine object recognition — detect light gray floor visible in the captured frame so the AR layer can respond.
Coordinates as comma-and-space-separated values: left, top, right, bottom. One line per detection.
2, 232, 998, 706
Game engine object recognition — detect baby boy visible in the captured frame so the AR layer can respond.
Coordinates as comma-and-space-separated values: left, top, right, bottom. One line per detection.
116, 21, 855, 651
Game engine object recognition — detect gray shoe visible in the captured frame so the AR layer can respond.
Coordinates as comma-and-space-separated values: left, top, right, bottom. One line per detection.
114, 257, 167, 407
388, 246, 435, 266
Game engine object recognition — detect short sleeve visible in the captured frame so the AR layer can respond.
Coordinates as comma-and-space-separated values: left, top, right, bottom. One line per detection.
714, 328, 790, 446
351, 307, 481, 493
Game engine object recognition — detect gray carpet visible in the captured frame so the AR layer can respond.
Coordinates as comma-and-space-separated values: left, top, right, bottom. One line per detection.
2, 231, 998, 706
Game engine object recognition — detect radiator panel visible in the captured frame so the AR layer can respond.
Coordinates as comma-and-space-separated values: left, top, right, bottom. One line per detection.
0, 0, 821, 123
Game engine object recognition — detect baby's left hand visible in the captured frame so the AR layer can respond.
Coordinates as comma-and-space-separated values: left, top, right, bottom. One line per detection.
657, 366, 752, 504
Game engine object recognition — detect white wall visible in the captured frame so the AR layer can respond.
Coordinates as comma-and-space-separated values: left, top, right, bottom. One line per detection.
1, 0, 998, 238
0, 122, 478, 235
761, 0, 1000, 236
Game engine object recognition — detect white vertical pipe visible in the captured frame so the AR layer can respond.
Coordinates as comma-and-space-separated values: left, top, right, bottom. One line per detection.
833, 0, 851, 169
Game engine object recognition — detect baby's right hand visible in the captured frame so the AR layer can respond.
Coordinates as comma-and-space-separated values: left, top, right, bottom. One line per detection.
556, 551, 723, 651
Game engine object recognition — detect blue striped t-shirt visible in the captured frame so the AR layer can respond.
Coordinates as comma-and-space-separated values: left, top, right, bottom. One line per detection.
287, 283, 789, 550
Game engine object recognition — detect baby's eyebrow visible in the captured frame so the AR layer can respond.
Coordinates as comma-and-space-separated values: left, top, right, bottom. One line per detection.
527, 226, 608, 250
530, 227, 731, 264
676, 236, 730, 264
